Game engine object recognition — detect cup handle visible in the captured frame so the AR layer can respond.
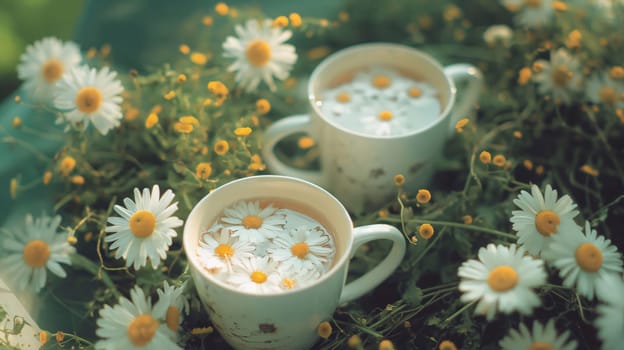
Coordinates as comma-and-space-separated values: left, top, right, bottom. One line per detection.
339, 224, 406, 304
262, 114, 324, 186
443, 64, 483, 136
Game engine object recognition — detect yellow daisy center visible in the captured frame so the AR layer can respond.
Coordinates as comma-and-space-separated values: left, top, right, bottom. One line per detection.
250, 271, 268, 283
282, 278, 296, 289
336, 92, 351, 103
290, 242, 310, 259
487, 265, 518, 292
372, 75, 391, 89
528, 342, 555, 350
214, 243, 234, 258
246, 40, 272, 67
76, 87, 103, 113
166, 306, 179, 332
535, 210, 560, 236
129, 210, 157, 238
23, 240, 51, 268
599, 86, 618, 106
41, 59, 64, 83
408, 87, 422, 97
127, 314, 159, 347
575, 242, 603, 272
242, 215, 263, 229
551, 65, 571, 87
378, 110, 393, 121
525, 0, 542, 7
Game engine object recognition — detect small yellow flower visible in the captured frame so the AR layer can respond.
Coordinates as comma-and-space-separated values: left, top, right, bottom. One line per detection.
410, 235, 418, 244
248, 162, 266, 171
284, 77, 297, 88
196, 162, 212, 180
523, 159, 534, 170
66, 236, 77, 245
125, 107, 140, 121
14, 95, 21, 103
177, 74, 187, 83
338, 11, 350, 22
100, 44, 111, 57
580, 164, 599, 177
179, 44, 190, 55
40, 331, 48, 345
403, 320, 412, 328
179, 116, 199, 126
439, 340, 458, 350
86, 47, 97, 59
492, 154, 506, 167
145, 113, 159, 129
59, 156, 76, 176
317, 321, 332, 340
208, 81, 229, 100
518, 67, 532, 85
12, 116, 21, 128
565, 29, 582, 49
535, 164, 545, 175
273, 16, 288, 27
289, 13, 302, 27
202, 16, 213, 26
43, 171, 53, 185
190, 326, 214, 335
234, 127, 252, 136
174, 122, 194, 133
378, 209, 389, 218
513, 131, 523, 139
609, 66, 624, 79
416, 189, 431, 204
256, 99, 271, 115
393, 174, 405, 187
190, 52, 209, 65
251, 115, 260, 126
84, 232, 94, 242
164, 90, 176, 100
215, 2, 229, 16
71, 175, 85, 185
307, 46, 331, 60
479, 150, 492, 164
462, 215, 473, 225
214, 140, 229, 155
443, 4, 462, 21
552, 1, 568, 11
379, 339, 395, 350
347, 335, 362, 348
151, 105, 162, 114
617, 109, 624, 124
55, 331, 65, 343
297, 136, 315, 149
10, 178, 17, 199
419, 224, 435, 240
455, 118, 470, 133
201, 146, 209, 155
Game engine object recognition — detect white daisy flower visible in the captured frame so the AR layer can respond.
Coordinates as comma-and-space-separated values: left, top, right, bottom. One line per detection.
268, 225, 334, 273
220, 200, 286, 243
197, 226, 255, 273
275, 267, 321, 291
54, 65, 124, 135
16, 37, 82, 103
501, 0, 554, 28
156, 281, 189, 334
95, 286, 181, 350
533, 49, 584, 105
499, 320, 577, 350
585, 71, 624, 109
483, 24, 513, 47
510, 184, 580, 257
358, 97, 440, 136
226, 256, 282, 294
0, 214, 75, 293
543, 221, 623, 300
223, 18, 297, 91
595, 276, 624, 349
458, 243, 546, 320
105, 185, 183, 270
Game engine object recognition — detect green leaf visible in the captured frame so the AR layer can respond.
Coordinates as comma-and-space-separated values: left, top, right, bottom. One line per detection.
402, 282, 423, 307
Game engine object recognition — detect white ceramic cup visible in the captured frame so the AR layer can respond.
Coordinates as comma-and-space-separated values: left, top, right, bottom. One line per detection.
183, 175, 406, 350
262, 42, 482, 214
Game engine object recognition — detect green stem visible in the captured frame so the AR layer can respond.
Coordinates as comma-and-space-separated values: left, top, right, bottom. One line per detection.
70, 254, 121, 298
442, 300, 476, 325
380, 217, 516, 240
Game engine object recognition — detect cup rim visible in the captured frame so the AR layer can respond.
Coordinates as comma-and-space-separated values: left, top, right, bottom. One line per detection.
307, 42, 456, 139
183, 175, 354, 297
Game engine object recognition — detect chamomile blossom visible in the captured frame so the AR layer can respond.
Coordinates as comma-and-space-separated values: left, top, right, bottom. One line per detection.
533, 49, 583, 105
499, 320, 577, 350
197, 226, 255, 273
269, 225, 334, 272
483, 25, 513, 47
595, 276, 624, 349
0, 214, 74, 293
95, 286, 181, 350
156, 281, 189, 333
458, 244, 546, 320
543, 221, 623, 300
220, 201, 286, 243
510, 184, 580, 257
585, 70, 624, 109
16, 37, 82, 103
226, 256, 282, 294
54, 65, 124, 135
358, 98, 439, 137
223, 19, 297, 91
105, 185, 183, 270
501, 0, 554, 28
275, 267, 321, 291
